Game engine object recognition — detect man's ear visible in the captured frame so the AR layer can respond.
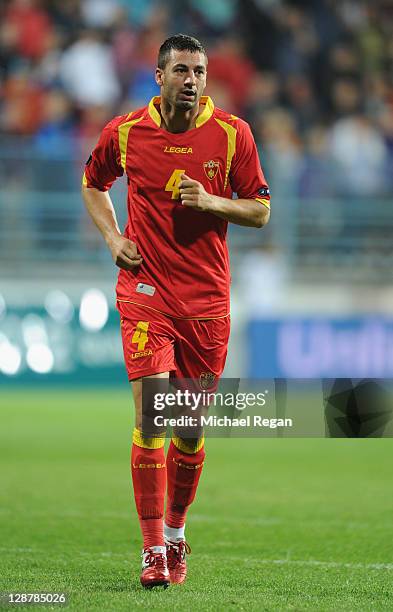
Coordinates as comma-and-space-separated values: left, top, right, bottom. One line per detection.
155, 68, 164, 87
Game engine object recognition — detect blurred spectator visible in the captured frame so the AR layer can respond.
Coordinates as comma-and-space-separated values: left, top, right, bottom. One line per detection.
80, 0, 123, 29
78, 104, 113, 143
207, 36, 256, 115
238, 0, 280, 71
257, 108, 303, 197
188, 0, 238, 35
1, 69, 44, 134
127, 67, 159, 108
274, 4, 319, 77
283, 73, 320, 133
204, 78, 234, 114
331, 78, 362, 118
364, 74, 390, 118
244, 71, 280, 126
59, 30, 121, 107
31, 28, 64, 89
112, 24, 138, 90
300, 125, 335, 198
3, 0, 54, 61
46, 0, 82, 35
34, 90, 75, 155
117, 0, 161, 30
257, 108, 304, 248
329, 115, 389, 196
329, 42, 362, 81
125, 24, 167, 105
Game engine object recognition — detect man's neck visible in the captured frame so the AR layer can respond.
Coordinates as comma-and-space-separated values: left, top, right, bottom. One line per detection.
159, 99, 203, 133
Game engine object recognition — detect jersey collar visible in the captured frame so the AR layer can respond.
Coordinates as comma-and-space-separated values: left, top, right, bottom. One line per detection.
148, 96, 215, 129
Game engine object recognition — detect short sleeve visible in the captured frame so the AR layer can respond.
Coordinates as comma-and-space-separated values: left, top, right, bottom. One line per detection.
230, 119, 270, 208
82, 118, 124, 191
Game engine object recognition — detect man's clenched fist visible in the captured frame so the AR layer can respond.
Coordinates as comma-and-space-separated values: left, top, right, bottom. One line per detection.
179, 173, 214, 212
108, 235, 143, 270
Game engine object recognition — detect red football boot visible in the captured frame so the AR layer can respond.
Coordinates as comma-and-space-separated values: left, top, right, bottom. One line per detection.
140, 547, 170, 589
166, 540, 191, 584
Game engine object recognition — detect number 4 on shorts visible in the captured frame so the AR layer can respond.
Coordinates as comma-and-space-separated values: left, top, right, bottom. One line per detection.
132, 321, 150, 351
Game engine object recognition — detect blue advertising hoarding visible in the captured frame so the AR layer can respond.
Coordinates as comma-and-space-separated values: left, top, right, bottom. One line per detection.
248, 318, 393, 378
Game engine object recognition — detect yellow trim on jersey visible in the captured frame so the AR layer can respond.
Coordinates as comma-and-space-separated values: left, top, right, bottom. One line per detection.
133, 427, 166, 449
117, 299, 230, 321
172, 435, 205, 454
195, 96, 215, 128
82, 172, 87, 187
148, 97, 162, 127
215, 118, 237, 189
147, 96, 214, 129
118, 114, 144, 170
255, 197, 270, 209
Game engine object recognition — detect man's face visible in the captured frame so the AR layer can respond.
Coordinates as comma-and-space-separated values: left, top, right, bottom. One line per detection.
156, 49, 207, 111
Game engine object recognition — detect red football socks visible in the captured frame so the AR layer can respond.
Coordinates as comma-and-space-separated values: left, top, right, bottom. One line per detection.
165, 438, 205, 528
131, 434, 166, 548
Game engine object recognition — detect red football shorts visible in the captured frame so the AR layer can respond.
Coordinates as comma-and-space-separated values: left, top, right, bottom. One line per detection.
117, 301, 230, 388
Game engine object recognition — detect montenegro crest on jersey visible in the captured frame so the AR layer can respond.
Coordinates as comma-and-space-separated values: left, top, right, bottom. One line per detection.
199, 371, 216, 390
203, 159, 219, 180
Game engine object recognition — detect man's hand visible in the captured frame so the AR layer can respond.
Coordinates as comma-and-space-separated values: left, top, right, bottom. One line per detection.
179, 174, 213, 212
178, 173, 269, 228
108, 235, 143, 271
82, 186, 144, 269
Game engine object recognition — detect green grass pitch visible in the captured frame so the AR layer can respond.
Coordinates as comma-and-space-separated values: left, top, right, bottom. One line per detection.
1, 388, 393, 611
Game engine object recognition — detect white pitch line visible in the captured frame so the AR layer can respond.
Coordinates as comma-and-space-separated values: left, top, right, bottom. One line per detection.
0, 509, 131, 520
191, 514, 281, 525
198, 554, 393, 571
0, 508, 388, 531
0, 547, 37, 553
1, 547, 392, 571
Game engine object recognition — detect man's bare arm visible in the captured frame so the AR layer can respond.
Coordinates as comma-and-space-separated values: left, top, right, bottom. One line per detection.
81, 185, 142, 270
179, 174, 270, 228
205, 195, 270, 228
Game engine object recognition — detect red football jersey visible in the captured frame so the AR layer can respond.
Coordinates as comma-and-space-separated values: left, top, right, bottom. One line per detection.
83, 96, 270, 319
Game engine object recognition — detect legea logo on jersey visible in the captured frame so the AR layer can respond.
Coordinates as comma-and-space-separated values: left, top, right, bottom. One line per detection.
203, 160, 219, 180
164, 146, 193, 154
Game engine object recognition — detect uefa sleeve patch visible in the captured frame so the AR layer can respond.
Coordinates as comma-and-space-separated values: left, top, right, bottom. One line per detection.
258, 187, 270, 197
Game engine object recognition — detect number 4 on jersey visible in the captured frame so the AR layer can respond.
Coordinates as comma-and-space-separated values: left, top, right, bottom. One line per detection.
132, 321, 149, 350
165, 169, 185, 200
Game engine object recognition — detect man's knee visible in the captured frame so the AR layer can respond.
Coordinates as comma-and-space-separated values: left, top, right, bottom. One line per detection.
131, 372, 170, 433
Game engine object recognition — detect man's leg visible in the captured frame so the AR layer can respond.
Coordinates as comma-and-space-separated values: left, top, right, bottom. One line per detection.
164, 316, 230, 583
165, 434, 205, 535
118, 305, 176, 587
131, 373, 169, 549
131, 373, 171, 588
164, 435, 204, 584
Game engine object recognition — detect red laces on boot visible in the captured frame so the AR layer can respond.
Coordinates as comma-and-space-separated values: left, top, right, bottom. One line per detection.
166, 541, 191, 567
143, 551, 167, 570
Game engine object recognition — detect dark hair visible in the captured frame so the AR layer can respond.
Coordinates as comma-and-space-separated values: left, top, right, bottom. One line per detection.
158, 34, 207, 69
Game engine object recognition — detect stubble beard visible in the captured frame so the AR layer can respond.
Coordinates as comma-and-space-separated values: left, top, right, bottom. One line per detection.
175, 98, 196, 111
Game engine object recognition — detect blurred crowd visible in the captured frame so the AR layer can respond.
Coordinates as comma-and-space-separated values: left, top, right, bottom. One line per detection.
1, 0, 393, 198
